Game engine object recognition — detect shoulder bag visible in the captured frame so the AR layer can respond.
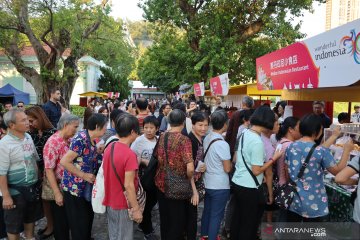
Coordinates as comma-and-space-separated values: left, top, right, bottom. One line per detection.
195, 138, 223, 200
274, 143, 317, 209
238, 133, 269, 201
164, 133, 192, 200
110, 142, 146, 220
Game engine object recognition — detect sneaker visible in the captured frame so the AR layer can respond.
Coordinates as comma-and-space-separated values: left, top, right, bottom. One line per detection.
144, 232, 158, 240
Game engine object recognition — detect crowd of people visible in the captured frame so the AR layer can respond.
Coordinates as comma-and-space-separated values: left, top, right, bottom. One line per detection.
0, 89, 359, 240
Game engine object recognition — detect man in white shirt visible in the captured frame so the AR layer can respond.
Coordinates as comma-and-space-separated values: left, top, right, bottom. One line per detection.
351, 105, 360, 123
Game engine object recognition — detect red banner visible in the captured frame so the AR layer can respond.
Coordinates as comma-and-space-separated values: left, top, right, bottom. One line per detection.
210, 73, 229, 96
194, 82, 205, 96
257, 42, 320, 90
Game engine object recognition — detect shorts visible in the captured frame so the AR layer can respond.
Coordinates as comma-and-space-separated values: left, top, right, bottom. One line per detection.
0, 194, 43, 234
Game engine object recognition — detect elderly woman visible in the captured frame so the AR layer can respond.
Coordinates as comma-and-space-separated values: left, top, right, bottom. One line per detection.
25, 106, 56, 239
43, 114, 80, 240
154, 109, 195, 240
60, 113, 107, 240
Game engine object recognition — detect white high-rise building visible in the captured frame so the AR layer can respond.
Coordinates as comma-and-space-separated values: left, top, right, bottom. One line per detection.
326, 0, 360, 30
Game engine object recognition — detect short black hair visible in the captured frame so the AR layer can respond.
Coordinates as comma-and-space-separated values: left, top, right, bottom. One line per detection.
17, 101, 24, 105
110, 109, 124, 123
191, 111, 209, 125
299, 114, 322, 137
250, 105, 276, 130
49, 87, 60, 96
136, 98, 148, 111
168, 109, 186, 127
143, 116, 160, 128
86, 113, 107, 131
4, 102, 12, 106
239, 109, 254, 124
173, 102, 186, 113
210, 109, 228, 130
115, 113, 140, 137
338, 112, 350, 123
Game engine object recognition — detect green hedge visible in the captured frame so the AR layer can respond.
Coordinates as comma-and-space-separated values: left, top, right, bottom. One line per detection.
70, 105, 86, 118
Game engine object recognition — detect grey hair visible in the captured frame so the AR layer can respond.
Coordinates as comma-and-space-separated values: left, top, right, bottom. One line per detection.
57, 114, 80, 130
3, 109, 23, 127
168, 109, 186, 127
242, 96, 254, 108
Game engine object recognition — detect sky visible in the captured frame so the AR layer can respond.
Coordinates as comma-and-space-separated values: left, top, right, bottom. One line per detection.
110, 0, 326, 39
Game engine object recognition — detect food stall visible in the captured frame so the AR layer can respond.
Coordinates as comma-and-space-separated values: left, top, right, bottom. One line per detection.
256, 18, 360, 222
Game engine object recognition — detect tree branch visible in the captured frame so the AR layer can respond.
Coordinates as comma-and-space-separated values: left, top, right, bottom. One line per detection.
236, 0, 279, 43
17, 1, 49, 65
0, 25, 21, 32
40, 0, 56, 51
4, 41, 41, 85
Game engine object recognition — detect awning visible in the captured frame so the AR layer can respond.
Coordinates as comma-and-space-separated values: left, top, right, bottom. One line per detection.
204, 83, 282, 96
78, 92, 108, 98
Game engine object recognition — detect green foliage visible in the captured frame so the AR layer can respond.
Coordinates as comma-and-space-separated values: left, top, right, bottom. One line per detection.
84, 16, 135, 80
70, 105, 86, 118
137, 0, 324, 93
98, 67, 130, 100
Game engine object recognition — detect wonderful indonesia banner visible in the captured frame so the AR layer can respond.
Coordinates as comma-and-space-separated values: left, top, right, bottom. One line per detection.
256, 18, 360, 90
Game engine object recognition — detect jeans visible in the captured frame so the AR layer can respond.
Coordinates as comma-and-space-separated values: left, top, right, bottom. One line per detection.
201, 189, 230, 240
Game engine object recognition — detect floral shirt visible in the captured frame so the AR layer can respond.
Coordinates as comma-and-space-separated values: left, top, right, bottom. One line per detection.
29, 129, 57, 162
61, 130, 98, 197
43, 131, 70, 181
285, 141, 336, 218
155, 132, 193, 193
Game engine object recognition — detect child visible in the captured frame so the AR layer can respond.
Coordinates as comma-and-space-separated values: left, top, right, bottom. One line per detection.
131, 116, 159, 239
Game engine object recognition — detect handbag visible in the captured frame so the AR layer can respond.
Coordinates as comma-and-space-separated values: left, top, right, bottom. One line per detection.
140, 136, 160, 191
274, 143, 317, 209
9, 181, 41, 202
41, 176, 55, 201
164, 133, 192, 200
350, 157, 360, 206
92, 161, 106, 214
110, 142, 146, 220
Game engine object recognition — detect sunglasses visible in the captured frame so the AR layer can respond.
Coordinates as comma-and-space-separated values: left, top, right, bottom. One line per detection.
17, 105, 24, 108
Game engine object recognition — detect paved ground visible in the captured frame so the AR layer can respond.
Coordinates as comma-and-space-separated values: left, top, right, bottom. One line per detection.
35, 202, 204, 240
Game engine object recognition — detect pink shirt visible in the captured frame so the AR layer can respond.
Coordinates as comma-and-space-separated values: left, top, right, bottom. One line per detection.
277, 138, 292, 186
43, 131, 70, 181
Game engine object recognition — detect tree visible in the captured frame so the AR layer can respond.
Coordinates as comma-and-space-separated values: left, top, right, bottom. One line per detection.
84, 17, 136, 82
0, 0, 110, 104
98, 66, 130, 100
138, 0, 325, 88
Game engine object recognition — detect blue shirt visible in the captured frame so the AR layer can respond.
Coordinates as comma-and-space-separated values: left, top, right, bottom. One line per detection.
286, 141, 336, 218
232, 129, 265, 188
43, 101, 61, 128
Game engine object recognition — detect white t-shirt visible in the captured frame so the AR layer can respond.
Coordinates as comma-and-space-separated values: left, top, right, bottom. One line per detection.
131, 135, 157, 165
203, 131, 231, 190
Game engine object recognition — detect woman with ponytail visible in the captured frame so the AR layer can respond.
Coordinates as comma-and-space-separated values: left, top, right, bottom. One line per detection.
274, 117, 301, 221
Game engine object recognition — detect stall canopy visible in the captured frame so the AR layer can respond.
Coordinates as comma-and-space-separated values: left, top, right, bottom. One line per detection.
0, 83, 30, 105
78, 91, 108, 98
